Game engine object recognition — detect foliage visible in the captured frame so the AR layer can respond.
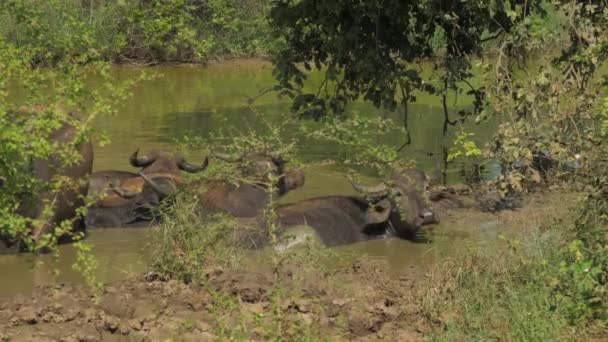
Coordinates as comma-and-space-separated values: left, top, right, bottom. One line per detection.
600, 88, 608, 137
0, 0, 136, 301
477, 3, 608, 329
179, 117, 302, 187
0, 46, 128, 253
447, 131, 482, 162
147, 195, 243, 283
481, 1, 608, 191
551, 239, 607, 325
552, 126, 608, 327
0, 0, 100, 67
122, 0, 215, 63
268, 0, 545, 129
0, 0, 276, 64
72, 240, 103, 301
422, 233, 570, 341
301, 113, 406, 175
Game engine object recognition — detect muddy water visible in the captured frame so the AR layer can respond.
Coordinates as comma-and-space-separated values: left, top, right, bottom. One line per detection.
1, 60, 501, 298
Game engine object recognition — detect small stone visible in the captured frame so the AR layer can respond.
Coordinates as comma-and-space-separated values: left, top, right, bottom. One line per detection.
0, 310, 14, 322
128, 319, 142, 331
76, 334, 100, 342
195, 320, 212, 332
103, 315, 120, 333
84, 308, 98, 322
64, 309, 80, 322
119, 324, 130, 335
300, 313, 313, 326
244, 302, 266, 316
127, 332, 150, 342
60, 336, 78, 342
99, 296, 135, 319
17, 308, 38, 324
52, 303, 63, 312
199, 332, 217, 341
294, 299, 311, 313
331, 298, 350, 307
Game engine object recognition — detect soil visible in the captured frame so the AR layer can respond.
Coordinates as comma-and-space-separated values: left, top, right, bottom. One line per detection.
0, 261, 427, 341
0, 191, 580, 341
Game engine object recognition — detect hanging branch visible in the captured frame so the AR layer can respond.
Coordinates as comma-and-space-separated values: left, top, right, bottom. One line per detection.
396, 80, 411, 152
442, 79, 458, 136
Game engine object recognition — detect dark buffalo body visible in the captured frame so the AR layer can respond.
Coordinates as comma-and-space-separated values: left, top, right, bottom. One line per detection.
237, 168, 440, 249
3, 113, 94, 251
274, 196, 393, 247
86, 149, 207, 228
196, 152, 305, 218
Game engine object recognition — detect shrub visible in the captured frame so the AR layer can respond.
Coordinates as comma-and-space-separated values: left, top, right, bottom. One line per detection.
147, 193, 244, 283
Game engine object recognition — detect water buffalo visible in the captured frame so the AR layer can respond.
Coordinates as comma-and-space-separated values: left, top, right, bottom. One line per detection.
195, 151, 305, 217
85, 149, 208, 228
349, 168, 438, 236
2, 111, 94, 251
237, 168, 438, 249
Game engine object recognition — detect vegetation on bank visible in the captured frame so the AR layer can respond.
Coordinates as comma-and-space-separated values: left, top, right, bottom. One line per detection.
0, 0, 276, 64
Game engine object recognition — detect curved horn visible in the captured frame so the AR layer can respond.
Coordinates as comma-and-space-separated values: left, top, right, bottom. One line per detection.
178, 156, 209, 173
138, 172, 174, 197
347, 175, 389, 198
130, 148, 156, 168
213, 152, 245, 162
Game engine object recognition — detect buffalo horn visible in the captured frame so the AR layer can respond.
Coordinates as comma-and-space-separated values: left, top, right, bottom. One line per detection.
347, 175, 389, 198
138, 172, 173, 197
178, 156, 209, 173
213, 152, 245, 162
130, 148, 156, 168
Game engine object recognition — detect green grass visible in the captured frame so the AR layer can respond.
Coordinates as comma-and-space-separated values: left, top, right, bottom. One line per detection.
146, 194, 244, 283
420, 228, 596, 341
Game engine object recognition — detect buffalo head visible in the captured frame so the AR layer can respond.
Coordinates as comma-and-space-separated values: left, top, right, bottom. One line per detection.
130, 149, 209, 178
213, 151, 305, 195
108, 172, 178, 223
349, 168, 438, 238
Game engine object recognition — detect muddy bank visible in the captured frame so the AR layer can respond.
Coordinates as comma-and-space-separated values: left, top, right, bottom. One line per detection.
0, 260, 428, 341
0, 191, 580, 341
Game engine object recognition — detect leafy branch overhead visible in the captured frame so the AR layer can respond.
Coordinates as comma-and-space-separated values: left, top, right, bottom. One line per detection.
268, 0, 545, 122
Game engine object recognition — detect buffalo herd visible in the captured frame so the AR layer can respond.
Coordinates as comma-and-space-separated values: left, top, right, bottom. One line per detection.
84, 148, 459, 249
5, 116, 478, 253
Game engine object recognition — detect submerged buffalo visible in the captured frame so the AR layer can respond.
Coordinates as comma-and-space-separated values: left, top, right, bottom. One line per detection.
2, 108, 94, 251
238, 168, 438, 249
195, 151, 305, 217
85, 149, 208, 228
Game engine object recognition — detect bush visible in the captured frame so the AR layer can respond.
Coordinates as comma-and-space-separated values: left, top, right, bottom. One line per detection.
0, 0, 276, 64
147, 193, 244, 283
422, 233, 570, 340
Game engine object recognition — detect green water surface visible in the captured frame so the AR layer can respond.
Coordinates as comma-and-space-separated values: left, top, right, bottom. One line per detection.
0, 60, 502, 297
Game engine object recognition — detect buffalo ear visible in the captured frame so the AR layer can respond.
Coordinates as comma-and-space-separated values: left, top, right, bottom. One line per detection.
366, 199, 392, 224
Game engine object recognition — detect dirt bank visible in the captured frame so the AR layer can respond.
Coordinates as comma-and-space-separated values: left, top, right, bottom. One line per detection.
0, 260, 429, 341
